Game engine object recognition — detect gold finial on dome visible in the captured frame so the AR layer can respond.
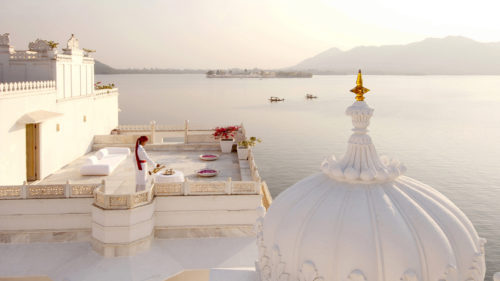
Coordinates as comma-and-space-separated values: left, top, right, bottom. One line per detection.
350, 69, 370, 101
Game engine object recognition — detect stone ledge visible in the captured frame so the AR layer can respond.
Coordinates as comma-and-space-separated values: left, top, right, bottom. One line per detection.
91, 231, 153, 257
0, 229, 91, 244
155, 225, 255, 239
92, 218, 154, 244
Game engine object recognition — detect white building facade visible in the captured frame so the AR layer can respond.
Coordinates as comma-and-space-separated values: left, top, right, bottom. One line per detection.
0, 33, 118, 184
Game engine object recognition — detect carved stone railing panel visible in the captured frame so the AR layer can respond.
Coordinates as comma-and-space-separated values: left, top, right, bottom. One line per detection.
0, 183, 99, 200
2, 178, 262, 210
109, 196, 127, 208
71, 184, 99, 197
133, 192, 148, 205
95, 192, 106, 206
93, 187, 153, 210
232, 181, 259, 194
28, 185, 65, 198
154, 182, 183, 195
0, 186, 22, 199
188, 181, 227, 194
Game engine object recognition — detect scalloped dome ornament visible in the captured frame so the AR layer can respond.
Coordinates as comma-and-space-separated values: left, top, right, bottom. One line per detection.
256, 70, 486, 281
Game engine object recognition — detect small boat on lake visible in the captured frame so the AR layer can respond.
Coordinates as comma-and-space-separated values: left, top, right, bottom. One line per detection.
306, 94, 318, 99
269, 96, 285, 102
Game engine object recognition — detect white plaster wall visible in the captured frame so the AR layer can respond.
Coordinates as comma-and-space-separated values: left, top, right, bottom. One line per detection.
38, 94, 118, 179
55, 60, 94, 99
155, 196, 262, 211
56, 63, 64, 99
0, 46, 108, 184
155, 210, 259, 227
0, 58, 55, 83
1, 213, 91, 230
0, 91, 56, 184
0, 91, 118, 184
155, 196, 261, 227
25, 61, 53, 81
0, 47, 8, 81
0, 195, 261, 234
0, 198, 93, 230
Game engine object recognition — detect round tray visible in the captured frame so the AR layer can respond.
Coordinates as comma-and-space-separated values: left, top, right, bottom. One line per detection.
199, 154, 219, 161
162, 170, 176, 176
197, 169, 219, 177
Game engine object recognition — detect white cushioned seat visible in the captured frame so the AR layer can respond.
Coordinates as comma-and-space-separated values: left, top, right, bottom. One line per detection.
80, 147, 130, 176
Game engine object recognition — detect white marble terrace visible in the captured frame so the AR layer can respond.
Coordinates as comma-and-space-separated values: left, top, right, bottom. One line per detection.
0, 236, 258, 281
0, 122, 270, 272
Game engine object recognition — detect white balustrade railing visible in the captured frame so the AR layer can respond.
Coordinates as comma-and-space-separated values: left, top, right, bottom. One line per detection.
94, 187, 153, 210
91, 179, 260, 210
0, 181, 101, 199
248, 151, 261, 182
116, 124, 151, 131
154, 179, 260, 197
0, 80, 56, 94
116, 121, 245, 145
118, 122, 243, 133
9, 52, 42, 60
155, 124, 185, 131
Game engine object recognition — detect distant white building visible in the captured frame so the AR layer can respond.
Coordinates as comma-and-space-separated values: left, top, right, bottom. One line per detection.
0, 33, 118, 184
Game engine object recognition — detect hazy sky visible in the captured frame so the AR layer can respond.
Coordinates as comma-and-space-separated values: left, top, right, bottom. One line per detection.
1, 0, 500, 69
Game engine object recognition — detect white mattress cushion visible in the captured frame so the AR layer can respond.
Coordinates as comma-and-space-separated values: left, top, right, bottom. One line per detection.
95, 149, 109, 159
85, 156, 98, 165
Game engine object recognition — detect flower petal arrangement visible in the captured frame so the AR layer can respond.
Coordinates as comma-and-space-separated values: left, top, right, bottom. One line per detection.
200, 154, 219, 161
197, 169, 219, 177
213, 125, 240, 140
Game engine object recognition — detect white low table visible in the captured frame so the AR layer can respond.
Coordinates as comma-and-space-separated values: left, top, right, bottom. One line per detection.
154, 170, 185, 183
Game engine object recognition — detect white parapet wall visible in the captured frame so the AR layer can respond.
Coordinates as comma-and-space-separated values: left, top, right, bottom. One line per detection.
0, 181, 265, 257
154, 195, 261, 235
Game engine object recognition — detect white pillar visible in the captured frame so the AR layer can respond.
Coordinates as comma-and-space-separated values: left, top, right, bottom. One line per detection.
184, 119, 189, 144
150, 120, 156, 144
65, 180, 71, 198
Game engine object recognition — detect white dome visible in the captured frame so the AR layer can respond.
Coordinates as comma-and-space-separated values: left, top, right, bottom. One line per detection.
257, 175, 486, 281
255, 73, 486, 281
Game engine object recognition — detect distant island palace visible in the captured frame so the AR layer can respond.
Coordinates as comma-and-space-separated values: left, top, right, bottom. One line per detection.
0, 33, 498, 281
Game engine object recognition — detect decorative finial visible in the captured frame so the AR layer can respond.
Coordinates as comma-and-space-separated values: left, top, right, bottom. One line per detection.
350, 69, 370, 101
321, 77, 406, 183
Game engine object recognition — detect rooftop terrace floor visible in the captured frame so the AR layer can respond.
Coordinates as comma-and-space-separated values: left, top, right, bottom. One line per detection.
39, 150, 241, 194
0, 236, 257, 281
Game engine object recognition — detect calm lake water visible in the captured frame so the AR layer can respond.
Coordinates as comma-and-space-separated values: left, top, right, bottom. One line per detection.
97, 74, 500, 278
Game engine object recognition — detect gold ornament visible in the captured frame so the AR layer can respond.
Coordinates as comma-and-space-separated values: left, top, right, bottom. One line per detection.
350, 69, 370, 101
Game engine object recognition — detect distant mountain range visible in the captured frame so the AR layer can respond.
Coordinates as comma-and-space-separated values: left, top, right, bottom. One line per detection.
95, 36, 500, 75
291, 36, 500, 74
